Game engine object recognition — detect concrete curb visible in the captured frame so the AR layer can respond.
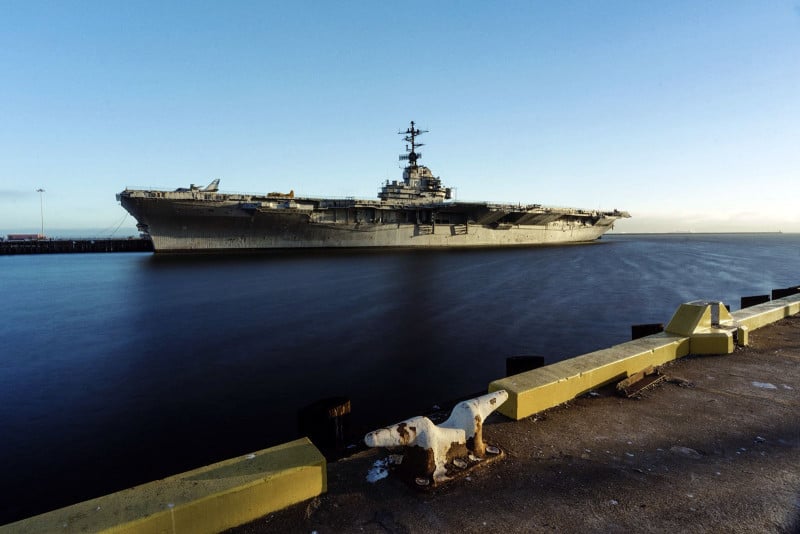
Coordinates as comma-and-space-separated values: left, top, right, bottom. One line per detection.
1, 438, 326, 534
489, 293, 800, 420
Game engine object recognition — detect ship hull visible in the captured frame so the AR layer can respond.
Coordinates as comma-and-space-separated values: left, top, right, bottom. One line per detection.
150, 220, 613, 253
119, 194, 624, 253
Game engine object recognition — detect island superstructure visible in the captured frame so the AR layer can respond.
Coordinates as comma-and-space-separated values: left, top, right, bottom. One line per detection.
117, 122, 629, 253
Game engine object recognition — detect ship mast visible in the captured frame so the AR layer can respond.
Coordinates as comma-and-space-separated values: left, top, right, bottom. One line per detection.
399, 121, 428, 167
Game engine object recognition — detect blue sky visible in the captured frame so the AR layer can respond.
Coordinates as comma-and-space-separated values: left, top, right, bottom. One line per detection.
1, 1, 798, 235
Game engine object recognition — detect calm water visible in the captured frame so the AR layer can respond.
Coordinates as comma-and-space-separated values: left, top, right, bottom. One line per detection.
1, 233, 798, 522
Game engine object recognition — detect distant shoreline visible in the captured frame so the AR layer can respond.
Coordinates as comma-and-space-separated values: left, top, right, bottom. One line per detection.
0, 237, 153, 255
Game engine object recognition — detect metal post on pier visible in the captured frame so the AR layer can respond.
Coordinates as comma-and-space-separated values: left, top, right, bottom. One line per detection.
36, 188, 45, 238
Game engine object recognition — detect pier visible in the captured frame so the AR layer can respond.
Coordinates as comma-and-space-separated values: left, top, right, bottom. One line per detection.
247, 312, 800, 533
0, 237, 153, 255
3, 293, 799, 533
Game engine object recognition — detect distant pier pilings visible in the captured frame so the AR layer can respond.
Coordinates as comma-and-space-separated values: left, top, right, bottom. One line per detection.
0, 238, 153, 255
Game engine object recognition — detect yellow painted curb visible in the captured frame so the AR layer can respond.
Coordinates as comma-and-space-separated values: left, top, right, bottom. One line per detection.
490, 294, 800, 421
732, 293, 800, 330
2, 438, 326, 534
489, 333, 689, 419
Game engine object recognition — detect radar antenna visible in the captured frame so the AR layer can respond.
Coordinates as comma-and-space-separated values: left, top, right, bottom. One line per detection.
398, 120, 428, 167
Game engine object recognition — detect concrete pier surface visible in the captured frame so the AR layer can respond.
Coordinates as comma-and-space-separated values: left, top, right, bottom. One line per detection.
232, 315, 800, 533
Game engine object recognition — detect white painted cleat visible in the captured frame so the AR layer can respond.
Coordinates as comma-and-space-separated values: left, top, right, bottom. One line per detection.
363, 390, 508, 483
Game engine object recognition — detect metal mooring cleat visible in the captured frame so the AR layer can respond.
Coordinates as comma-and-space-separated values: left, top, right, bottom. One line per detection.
364, 390, 508, 486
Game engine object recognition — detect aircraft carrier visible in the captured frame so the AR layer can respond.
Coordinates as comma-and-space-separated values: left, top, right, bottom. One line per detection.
117, 122, 629, 253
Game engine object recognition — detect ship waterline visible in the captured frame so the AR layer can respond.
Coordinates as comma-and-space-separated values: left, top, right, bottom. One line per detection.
142, 209, 618, 252
117, 122, 629, 253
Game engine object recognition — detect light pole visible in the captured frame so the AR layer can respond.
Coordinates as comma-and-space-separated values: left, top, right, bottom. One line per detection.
36, 188, 45, 238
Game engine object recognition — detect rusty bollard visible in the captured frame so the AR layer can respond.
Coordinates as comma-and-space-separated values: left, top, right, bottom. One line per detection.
364, 390, 508, 486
